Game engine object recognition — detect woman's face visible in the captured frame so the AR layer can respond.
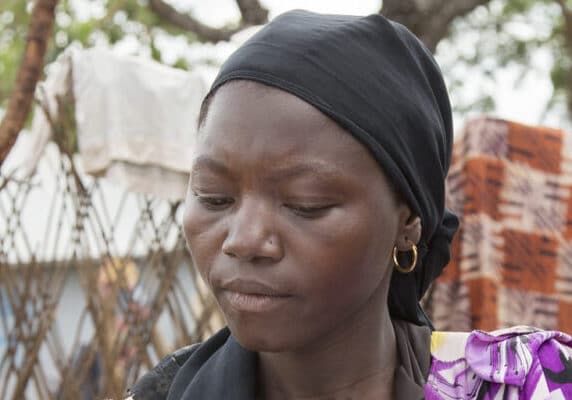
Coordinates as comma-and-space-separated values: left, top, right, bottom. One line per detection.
183, 81, 414, 352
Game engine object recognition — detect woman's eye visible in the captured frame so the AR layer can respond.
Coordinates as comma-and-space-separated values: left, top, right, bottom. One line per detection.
286, 204, 335, 218
194, 193, 234, 210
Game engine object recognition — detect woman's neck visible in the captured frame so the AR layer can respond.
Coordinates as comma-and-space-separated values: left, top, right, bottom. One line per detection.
257, 289, 397, 400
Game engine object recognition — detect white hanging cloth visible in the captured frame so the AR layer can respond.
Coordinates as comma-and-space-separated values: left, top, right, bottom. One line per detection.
12, 46, 209, 201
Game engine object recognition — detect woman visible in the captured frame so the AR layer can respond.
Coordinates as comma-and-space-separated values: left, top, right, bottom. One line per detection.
128, 10, 572, 399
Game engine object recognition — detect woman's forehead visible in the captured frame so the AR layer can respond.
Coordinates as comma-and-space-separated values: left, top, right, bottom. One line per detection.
202, 81, 334, 134
195, 81, 381, 178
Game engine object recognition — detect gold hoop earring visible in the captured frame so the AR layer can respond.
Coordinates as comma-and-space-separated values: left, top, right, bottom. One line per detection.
392, 242, 418, 274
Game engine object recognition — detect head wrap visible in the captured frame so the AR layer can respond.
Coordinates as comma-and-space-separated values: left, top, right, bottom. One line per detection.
207, 10, 459, 327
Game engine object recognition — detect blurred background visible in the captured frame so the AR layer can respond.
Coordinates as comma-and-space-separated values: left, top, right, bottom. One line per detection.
1, 0, 572, 399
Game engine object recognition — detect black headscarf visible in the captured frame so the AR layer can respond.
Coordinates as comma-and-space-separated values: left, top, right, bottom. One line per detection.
207, 10, 459, 327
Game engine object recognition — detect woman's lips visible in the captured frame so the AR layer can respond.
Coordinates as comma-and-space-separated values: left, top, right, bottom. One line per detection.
222, 290, 292, 313
218, 279, 292, 313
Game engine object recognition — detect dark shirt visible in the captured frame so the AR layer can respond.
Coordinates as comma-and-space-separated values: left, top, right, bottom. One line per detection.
129, 321, 430, 400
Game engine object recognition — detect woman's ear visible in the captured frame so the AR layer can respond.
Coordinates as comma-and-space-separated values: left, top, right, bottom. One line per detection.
395, 214, 422, 251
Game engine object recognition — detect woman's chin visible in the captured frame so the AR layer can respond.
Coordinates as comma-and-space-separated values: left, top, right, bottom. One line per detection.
228, 320, 297, 353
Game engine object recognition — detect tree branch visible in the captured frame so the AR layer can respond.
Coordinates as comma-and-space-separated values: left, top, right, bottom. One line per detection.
0, 0, 59, 167
555, 0, 572, 42
382, 0, 492, 52
553, 0, 572, 114
235, 0, 269, 25
149, 0, 268, 43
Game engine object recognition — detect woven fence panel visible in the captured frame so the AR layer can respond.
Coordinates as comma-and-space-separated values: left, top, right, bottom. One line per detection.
0, 142, 223, 400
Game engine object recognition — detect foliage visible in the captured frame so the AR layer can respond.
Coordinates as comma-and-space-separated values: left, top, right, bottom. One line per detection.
439, 0, 568, 121
0, 0, 28, 105
0, 0, 201, 110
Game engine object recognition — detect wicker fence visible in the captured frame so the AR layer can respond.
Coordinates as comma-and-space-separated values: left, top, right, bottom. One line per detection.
0, 137, 223, 399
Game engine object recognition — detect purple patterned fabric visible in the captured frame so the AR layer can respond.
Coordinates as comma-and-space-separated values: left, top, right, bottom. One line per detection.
426, 327, 572, 399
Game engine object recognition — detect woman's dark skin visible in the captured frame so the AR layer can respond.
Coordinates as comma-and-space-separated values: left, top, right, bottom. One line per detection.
183, 81, 422, 400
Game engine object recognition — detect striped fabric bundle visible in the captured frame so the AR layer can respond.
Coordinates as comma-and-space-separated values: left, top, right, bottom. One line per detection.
428, 117, 572, 333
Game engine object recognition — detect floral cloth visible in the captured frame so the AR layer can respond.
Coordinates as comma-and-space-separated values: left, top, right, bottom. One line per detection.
427, 326, 572, 399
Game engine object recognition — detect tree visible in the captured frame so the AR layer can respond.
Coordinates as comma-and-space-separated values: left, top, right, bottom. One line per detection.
148, 0, 268, 42
381, 0, 493, 52
2, 0, 572, 165
0, 0, 270, 166
0, 0, 58, 166
437, 0, 572, 121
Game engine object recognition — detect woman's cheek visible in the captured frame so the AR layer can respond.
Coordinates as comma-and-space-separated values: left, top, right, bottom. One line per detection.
183, 204, 222, 267
183, 198, 220, 239
289, 206, 363, 243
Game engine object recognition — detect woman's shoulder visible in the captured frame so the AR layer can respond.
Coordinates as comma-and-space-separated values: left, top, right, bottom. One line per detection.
427, 326, 572, 399
125, 343, 201, 400
125, 327, 232, 400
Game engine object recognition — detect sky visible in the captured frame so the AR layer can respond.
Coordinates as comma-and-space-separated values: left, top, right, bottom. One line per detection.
190, 0, 382, 23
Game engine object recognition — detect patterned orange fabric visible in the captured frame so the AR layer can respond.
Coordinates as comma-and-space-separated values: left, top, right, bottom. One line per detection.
428, 117, 572, 333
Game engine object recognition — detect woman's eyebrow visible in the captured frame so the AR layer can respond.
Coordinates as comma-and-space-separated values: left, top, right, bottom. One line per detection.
191, 156, 231, 176
191, 156, 345, 183
266, 161, 342, 183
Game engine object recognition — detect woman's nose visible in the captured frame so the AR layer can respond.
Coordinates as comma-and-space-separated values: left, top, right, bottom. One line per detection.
221, 200, 283, 263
